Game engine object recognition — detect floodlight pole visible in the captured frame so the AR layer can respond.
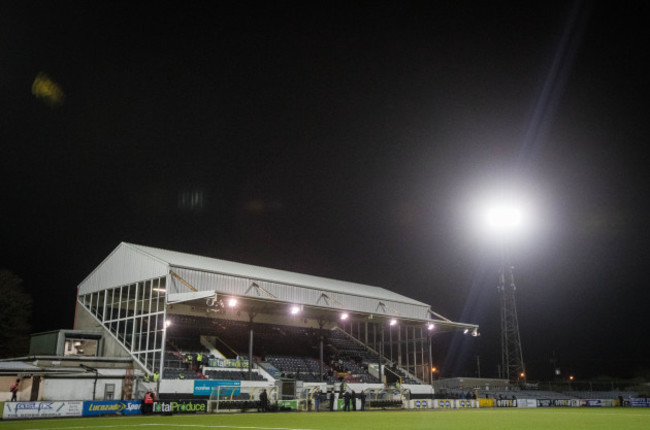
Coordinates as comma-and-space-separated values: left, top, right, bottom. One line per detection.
497, 249, 526, 384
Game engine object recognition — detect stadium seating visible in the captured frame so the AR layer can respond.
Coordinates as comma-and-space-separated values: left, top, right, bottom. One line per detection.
568, 390, 637, 399
204, 369, 267, 381
162, 314, 416, 384
163, 368, 203, 380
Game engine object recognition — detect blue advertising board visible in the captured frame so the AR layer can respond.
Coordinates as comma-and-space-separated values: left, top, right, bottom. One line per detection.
414, 400, 428, 408
193, 380, 241, 396
82, 400, 142, 416
630, 398, 650, 407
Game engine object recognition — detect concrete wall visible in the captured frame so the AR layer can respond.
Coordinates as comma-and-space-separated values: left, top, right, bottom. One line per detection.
73, 303, 131, 359
41, 377, 125, 401
2, 375, 127, 402
0, 376, 32, 402
74, 300, 103, 331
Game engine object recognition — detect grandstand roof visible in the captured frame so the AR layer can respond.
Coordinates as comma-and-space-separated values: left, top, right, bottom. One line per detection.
128, 242, 427, 307
78, 242, 478, 329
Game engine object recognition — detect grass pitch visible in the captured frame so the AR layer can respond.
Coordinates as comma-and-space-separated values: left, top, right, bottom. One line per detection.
1, 408, 649, 430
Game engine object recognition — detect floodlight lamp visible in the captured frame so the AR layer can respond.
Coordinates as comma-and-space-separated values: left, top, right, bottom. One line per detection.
165, 320, 171, 328
228, 298, 238, 307
485, 203, 525, 233
340, 313, 349, 320
389, 319, 397, 326
463, 328, 469, 334
427, 323, 435, 331
471, 328, 479, 337
290, 305, 301, 315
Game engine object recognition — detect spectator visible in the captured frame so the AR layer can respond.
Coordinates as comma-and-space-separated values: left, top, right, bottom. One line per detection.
10, 379, 20, 402
329, 389, 336, 411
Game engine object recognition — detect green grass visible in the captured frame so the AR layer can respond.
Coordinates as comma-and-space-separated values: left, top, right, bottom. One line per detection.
1, 409, 649, 430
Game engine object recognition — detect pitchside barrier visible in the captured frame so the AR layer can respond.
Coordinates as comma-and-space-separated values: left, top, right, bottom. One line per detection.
432, 399, 479, 409
2, 397, 648, 419
493, 398, 630, 408
152, 400, 207, 414
1, 400, 141, 420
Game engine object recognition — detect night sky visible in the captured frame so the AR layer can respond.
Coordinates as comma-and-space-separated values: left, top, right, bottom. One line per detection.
2, 1, 649, 380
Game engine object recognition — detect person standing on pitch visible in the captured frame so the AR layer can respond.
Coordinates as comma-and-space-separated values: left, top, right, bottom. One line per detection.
313, 387, 321, 411
143, 390, 155, 414
343, 389, 351, 411
259, 388, 269, 412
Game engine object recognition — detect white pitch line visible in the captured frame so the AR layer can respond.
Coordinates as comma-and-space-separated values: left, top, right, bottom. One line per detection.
140, 425, 319, 430
26, 425, 319, 430
25, 426, 139, 430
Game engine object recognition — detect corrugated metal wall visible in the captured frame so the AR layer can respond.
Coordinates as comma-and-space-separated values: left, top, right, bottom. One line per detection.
170, 267, 431, 320
78, 244, 168, 295
77, 243, 432, 321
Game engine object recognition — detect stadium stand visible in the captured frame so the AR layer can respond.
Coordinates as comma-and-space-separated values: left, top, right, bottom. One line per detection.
71, 242, 479, 398
161, 313, 421, 384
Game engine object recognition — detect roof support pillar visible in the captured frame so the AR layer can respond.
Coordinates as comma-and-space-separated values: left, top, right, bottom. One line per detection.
364, 321, 368, 346
428, 334, 433, 386
420, 328, 425, 382
397, 325, 402, 367
405, 327, 409, 372
248, 311, 256, 381
379, 325, 385, 383
389, 324, 393, 362
412, 327, 417, 381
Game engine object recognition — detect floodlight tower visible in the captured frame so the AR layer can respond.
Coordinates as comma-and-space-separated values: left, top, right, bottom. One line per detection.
497, 253, 525, 383
487, 205, 526, 383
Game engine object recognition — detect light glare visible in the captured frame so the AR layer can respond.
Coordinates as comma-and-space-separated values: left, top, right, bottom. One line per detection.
486, 205, 523, 230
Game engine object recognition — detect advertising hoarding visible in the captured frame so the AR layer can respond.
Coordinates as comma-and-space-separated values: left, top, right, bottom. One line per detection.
152, 400, 207, 414
82, 400, 142, 416
3, 401, 83, 419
